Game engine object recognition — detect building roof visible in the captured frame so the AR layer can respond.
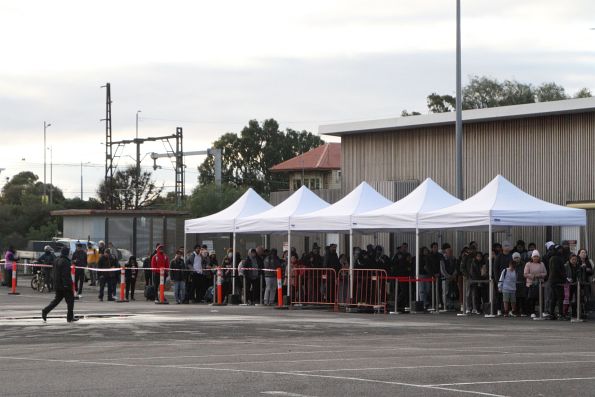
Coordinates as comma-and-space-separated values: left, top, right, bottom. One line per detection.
319, 97, 595, 136
270, 143, 341, 172
51, 209, 188, 217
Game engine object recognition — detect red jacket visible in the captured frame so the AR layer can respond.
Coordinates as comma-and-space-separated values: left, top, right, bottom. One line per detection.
151, 251, 170, 274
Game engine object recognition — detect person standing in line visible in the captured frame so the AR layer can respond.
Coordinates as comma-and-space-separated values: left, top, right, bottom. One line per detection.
498, 259, 517, 317
170, 250, 186, 304
244, 249, 260, 304
263, 248, 281, 305
440, 244, 458, 311
186, 245, 209, 303
97, 248, 115, 301
87, 242, 99, 286
493, 241, 513, 316
143, 250, 153, 287
524, 250, 547, 318
548, 245, 566, 320
42, 247, 77, 323
71, 243, 87, 298
512, 252, 528, 316
125, 256, 139, 301
37, 246, 56, 292
151, 245, 170, 303
4, 246, 17, 288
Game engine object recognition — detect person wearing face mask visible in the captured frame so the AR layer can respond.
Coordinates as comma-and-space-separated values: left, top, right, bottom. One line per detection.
577, 249, 593, 318
185, 244, 210, 303
221, 249, 238, 301
151, 245, 170, 303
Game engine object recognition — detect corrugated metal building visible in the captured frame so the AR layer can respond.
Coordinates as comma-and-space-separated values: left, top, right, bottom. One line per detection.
317, 97, 595, 255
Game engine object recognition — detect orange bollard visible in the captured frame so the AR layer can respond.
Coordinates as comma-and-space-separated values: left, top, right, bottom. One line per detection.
159, 267, 166, 303
8, 262, 19, 295
276, 267, 283, 307
117, 266, 127, 302
217, 267, 223, 304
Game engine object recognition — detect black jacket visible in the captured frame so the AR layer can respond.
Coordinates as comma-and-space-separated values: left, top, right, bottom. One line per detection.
169, 258, 186, 282
549, 255, 566, 286
323, 252, 341, 272
72, 250, 87, 268
53, 256, 72, 291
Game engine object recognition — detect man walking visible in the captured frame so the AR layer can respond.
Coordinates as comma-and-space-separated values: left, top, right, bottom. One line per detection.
42, 247, 77, 323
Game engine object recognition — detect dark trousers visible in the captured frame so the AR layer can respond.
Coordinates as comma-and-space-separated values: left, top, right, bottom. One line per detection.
43, 267, 53, 291
550, 284, 564, 317
125, 277, 137, 300
191, 273, 207, 302
4, 269, 12, 287
248, 277, 260, 304
98, 275, 115, 300
152, 272, 165, 301
75, 269, 85, 295
43, 288, 74, 321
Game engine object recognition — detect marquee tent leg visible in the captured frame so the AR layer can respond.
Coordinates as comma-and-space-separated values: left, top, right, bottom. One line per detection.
415, 228, 420, 302
286, 230, 292, 298
349, 229, 354, 300
486, 223, 495, 317
232, 231, 236, 294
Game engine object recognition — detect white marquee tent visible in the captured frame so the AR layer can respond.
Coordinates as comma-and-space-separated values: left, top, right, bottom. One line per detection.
291, 181, 392, 297
352, 178, 462, 300
184, 187, 272, 293
235, 185, 330, 233
418, 174, 587, 315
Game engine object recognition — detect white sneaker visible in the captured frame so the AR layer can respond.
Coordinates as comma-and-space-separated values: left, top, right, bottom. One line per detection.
531, 313, 536, 319
472, 309, 479, 314
509, 313, 517, 317
543, 312, 550, 317
465, 310, 471, 314
497, 310, 502, 316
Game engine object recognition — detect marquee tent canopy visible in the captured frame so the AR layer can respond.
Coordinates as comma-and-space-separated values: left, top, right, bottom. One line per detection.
418, 175, 587, 229
235, 185, 330, 233
290, 181, 392, 232
184, 188, 273, 234
351, 178, 461, 232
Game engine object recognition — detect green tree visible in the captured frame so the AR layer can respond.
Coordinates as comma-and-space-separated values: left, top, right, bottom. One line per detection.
97, 165, 163, 210
535, 82, 568, 102
401, 110, 422, 117
198, 119, 324, 195
1, 171, 64, 205
427, 93, 456, 113
574, 88, 592, 98
188, 183, 247, 218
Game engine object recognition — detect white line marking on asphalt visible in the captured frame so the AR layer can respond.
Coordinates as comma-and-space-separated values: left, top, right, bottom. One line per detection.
0, 355, 508, 397
429, 376, 595, 387
292, 359, 595, 373
261, 391, 318, 397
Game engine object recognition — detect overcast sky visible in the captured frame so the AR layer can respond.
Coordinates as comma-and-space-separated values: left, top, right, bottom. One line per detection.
1, 0, 594, 198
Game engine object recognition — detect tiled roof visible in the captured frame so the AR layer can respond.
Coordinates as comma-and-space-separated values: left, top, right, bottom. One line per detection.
270, 143, 341, 172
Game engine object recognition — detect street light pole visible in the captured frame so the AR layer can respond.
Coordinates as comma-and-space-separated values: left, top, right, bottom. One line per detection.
48, 146, 53, 204
455, 0, 463, 200
43, 121, 51, 203
136, 110, 141, 139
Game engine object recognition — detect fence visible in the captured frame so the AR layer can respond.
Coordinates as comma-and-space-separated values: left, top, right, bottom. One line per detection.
337, 269, 387, 313
290, 268, 337, 309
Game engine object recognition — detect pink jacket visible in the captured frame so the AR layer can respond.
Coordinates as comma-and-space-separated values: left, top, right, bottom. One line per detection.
524, 261, 547, 287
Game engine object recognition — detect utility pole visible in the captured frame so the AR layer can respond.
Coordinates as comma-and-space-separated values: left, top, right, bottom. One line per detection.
49, 146, 53, 205
136, 110, 141, 139
455, 0, 463, 200
43, 121, 51, 203
101, 83, 113, 209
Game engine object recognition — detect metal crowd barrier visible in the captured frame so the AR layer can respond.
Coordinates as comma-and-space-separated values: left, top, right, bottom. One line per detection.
290, 268, 337, 309
337, 269, 387, 313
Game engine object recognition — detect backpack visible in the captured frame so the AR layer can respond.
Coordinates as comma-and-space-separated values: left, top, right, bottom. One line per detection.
498, 268, 508, 292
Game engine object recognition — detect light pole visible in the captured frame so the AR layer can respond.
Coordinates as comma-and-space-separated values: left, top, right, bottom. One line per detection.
48, 146, 53, 204
43, 121, 51, 203
136, 110, 141, 139
455, 0, 463, 200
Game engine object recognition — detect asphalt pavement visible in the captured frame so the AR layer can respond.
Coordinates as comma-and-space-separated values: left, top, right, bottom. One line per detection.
1, 279, 595, 397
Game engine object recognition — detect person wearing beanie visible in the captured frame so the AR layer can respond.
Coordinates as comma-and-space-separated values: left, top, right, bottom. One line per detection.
42, 247, 77, 323
524, 250, 547, 318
